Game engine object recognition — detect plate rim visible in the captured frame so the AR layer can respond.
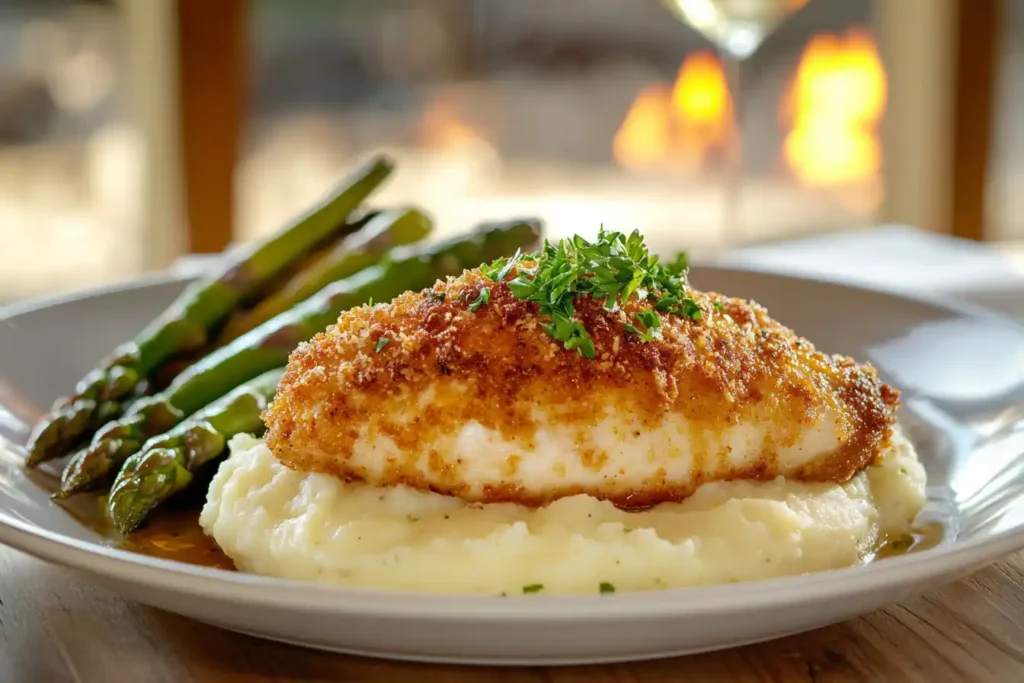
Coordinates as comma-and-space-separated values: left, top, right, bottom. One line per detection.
0, 270, 187, 319
2, 264, 1023, 621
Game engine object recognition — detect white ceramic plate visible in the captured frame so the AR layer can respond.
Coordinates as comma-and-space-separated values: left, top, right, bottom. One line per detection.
1, 266, 1024, 666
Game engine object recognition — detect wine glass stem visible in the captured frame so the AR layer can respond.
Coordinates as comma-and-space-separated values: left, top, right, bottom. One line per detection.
722, 55, 744, 248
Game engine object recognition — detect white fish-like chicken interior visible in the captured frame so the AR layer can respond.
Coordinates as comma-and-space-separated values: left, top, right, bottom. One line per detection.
201, 229, 927, 595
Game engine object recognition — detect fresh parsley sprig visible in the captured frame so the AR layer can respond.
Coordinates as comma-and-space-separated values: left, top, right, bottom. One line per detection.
481, 227, 701, 358
623, 309, 662, 342
468, 287, 490, 312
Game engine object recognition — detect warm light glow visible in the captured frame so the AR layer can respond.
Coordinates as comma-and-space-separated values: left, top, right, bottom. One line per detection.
782, 29, 887, 187
613, 51, 732, 174
418, 98, 490, 151
671, 52, 731, 138
612, 84, 675, 171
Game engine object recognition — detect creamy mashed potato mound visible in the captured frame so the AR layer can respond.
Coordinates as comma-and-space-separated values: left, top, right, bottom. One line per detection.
200, 431, 926, 595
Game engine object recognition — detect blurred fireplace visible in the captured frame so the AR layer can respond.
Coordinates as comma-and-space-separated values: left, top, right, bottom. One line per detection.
239, 0, 889, 256
0, 0, 1014, 303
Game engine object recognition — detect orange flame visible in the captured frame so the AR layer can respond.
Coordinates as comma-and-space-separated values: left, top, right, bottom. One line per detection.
419, 99, 489, 151
613, 51, 732, 174
612, 84, 675, 171
782, 29, 887, 187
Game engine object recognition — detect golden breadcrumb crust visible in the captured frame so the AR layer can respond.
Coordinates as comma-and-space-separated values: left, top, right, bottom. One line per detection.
263, 267, 899, 508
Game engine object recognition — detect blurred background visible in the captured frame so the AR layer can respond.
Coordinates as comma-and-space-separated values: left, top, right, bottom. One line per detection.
0, 0, 1018, 303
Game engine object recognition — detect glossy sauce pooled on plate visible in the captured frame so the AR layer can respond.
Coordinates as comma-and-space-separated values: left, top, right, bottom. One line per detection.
33, 466, 235, 570
118, 506, 235, 570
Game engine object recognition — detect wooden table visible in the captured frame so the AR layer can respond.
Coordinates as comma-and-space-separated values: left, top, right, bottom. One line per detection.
0, 544, 1022, 683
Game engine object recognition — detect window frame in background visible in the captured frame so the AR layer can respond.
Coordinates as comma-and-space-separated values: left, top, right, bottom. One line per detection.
124, 0, 1004, 262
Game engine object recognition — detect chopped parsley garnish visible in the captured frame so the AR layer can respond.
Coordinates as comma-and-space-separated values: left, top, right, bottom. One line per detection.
430, 291, 446, 303
468, 287, 490, 312
481, 228, 700, 358
624, 309, 663, 342
485, 247, 523, 282
374, 337, 390, 353
599, 582, 616, 594
522, 583, 544, 594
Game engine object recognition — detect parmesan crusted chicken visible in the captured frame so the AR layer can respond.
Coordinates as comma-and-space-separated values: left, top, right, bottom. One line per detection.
263, 234, 899, 508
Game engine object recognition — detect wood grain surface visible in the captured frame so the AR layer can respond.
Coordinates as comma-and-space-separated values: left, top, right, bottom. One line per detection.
1, 546, 1021, 683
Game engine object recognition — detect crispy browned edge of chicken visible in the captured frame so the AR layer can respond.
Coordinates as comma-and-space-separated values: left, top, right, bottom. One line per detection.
263, 267, 900, 508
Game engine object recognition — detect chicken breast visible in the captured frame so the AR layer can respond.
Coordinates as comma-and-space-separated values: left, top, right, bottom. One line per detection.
263, 258, 900, 509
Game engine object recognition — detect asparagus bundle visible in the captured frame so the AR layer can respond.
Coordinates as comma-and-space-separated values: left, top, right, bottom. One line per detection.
107, 367, 285, 534
26, 155, 395, 466
142, 210, 385, 393
56, 217, 542, 498
51, 204, 421, 497
216, 206, 432, 343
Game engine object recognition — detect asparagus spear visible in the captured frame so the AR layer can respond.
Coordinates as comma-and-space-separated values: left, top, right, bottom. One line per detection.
217, 206, 433, 343
55, 217, 542, 498
235, 209, 382, 311
107, 367, 285, 534
26, 155, 395, 466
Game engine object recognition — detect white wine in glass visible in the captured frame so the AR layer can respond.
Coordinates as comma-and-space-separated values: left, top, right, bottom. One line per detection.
660, 0, 811, 245
661, 0, 810, 60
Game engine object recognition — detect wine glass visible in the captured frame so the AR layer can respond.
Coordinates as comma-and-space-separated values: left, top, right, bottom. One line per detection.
660, 0, 812, 246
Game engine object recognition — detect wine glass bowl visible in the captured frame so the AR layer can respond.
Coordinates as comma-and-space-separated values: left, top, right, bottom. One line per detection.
660, 0, 813, 246
662, 0, 810, 60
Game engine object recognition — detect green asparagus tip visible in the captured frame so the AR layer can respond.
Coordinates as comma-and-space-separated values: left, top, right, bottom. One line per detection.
25, 398, 99, 467
53, 439, 125, 499
108, 447, 191, 534
108, 487, 151, 535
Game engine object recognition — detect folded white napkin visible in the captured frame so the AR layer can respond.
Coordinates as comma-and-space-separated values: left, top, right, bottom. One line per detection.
713, 224, 1024, 322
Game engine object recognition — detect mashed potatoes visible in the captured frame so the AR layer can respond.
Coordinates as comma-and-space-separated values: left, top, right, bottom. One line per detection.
200, 431, 926, 595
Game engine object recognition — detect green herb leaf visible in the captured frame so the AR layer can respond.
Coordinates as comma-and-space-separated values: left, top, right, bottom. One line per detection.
430, 291, 446, 303
634, 310, 663, 342
635, 310, 659, 328
374, 337, 390, 353
468, 287, 491, 312
507, 277, 536, 300
484, 248, 523, 282
522, 583, 544, 594
565, 333, 596, 359
599, 582, 616, 594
